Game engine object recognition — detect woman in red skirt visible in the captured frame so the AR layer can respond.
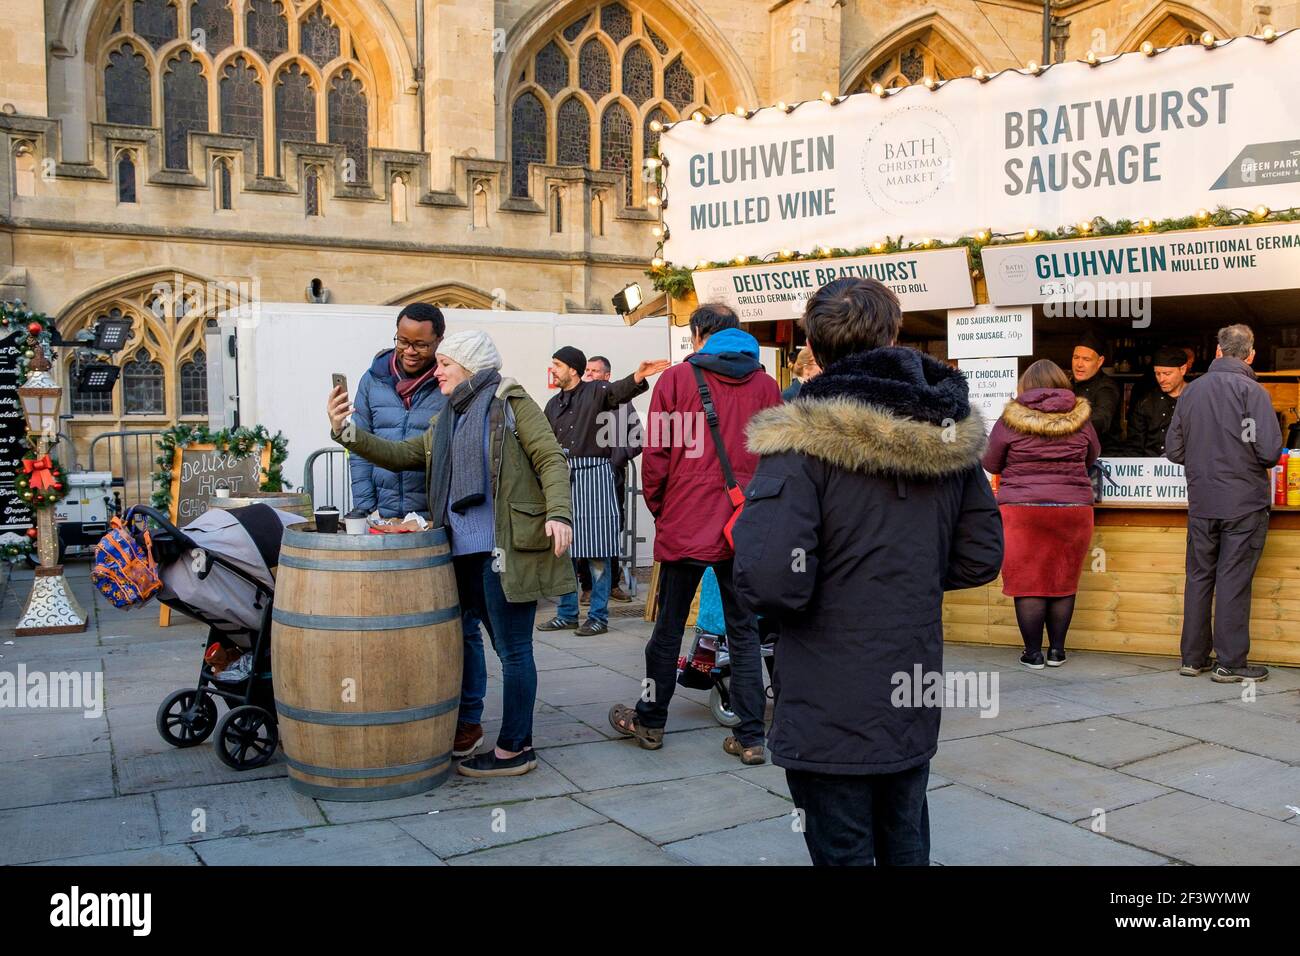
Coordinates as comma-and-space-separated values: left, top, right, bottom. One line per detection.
982, 359, 1100, 668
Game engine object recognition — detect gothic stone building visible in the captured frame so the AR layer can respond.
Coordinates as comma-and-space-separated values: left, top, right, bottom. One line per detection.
0, 0, 1283, 458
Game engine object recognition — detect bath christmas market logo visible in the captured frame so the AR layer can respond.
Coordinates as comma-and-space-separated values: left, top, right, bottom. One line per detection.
859, 105, 959, 214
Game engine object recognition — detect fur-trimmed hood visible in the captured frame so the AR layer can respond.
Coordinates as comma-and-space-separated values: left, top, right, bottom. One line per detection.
1001, 387, 1092, 437
746, 347, 986, 479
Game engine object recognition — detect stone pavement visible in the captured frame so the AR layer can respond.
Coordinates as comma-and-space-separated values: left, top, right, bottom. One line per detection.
2, 562, 1299, 866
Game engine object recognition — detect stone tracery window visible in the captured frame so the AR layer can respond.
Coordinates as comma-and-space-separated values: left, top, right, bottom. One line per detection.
848, 28, 976, 94
508, 2, 718, 203
123, 348, 166, 414
100, 1, 372, 183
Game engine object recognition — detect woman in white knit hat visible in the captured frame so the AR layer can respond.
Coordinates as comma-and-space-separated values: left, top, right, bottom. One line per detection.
329, 329, 575, 777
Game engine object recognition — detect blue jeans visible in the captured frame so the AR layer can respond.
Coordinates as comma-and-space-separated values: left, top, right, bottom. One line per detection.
457, 608, 487, 726
557, 557, 612, 624
785, 762, 931, 866
453, 553, 538, 752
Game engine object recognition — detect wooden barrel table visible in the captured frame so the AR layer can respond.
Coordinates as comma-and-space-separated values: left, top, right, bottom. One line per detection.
210, 491, 314, 521
271, 527, 462, 800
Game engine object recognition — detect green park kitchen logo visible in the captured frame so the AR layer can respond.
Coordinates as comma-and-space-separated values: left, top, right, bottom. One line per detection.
860, 105, 958, 214
50, 887, 151, 936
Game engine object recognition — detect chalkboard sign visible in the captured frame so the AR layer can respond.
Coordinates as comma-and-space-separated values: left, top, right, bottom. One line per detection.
168, 443, 271, 525
0, 333, 34, 533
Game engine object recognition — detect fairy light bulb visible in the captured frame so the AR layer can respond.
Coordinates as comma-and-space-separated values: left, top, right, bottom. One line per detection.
871, 83, 885, 96
1254, 204, 1270, 218
1141, 41, 1155, 55
922, 76, 935, 89
1195, 208, 1209, 220
651, 257, 664, 269
649, 119, 663, 133
972, 66, 986, 81
1263, 25, 1277, 41
821, 90, 835, 103
1086, 50, 1099, 65
1200, 31, 1215, 47
1026, 227, 1039, 240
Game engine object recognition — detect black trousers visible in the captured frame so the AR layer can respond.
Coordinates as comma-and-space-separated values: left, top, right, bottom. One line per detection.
1181, 508, 1269, 669
636, 559, 765, 746
785, 763, 931, 866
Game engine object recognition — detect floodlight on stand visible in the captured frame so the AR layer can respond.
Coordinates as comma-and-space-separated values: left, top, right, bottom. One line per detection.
77, 362, 121, 393
93, 316, 133, 352
612, 282, 644, 316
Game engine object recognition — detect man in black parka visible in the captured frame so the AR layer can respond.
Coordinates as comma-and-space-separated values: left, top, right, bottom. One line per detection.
733, 277, 1004, 866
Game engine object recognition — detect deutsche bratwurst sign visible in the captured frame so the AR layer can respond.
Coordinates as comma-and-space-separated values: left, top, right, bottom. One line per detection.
660, 31, 1300, 266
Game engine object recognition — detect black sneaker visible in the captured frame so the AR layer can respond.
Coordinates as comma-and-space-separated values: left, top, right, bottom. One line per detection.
1210, 664, 1269, 683
1179, 659, 1215, 677
537, 616, 578, 631
1019, 651, 1045, 670
1046, 648, 1066, 667
576, 618, 608, 636
456, 749, 538, 777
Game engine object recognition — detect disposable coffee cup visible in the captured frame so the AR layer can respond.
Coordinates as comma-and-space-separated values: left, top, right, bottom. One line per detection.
214, 487, 231, 498
344, 516, 367, 535
314, 507, 340, 533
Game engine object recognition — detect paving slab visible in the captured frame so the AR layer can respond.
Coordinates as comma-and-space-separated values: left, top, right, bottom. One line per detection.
0, 752, 115, 810
533, 665, 648, 708
729, 764, 793, 800
1123, 701, 1300, 764
395, 796, 606, 858
448, 821, 681, 866
1119, 743, 1300, 821
1003, 716, 1200, 769
194, 820, 443, 866
0, 709, 111, 762
479, 713, 610, 750
663, 815, 812, 866
1094, 790, 1300, 865
153, 777, 325, 844
938, 686, 1109, 741
538, 727, 741, 791
933, 735, 1171, 823
929, 784, 1169, 865
115, 747, 288, 795
560, 697, 720, 739
1046, 670, 1280, 715
0, 794, 161, 865
28, 845, 201, 866
574, 773, 792, 845
317, 758, 580, 824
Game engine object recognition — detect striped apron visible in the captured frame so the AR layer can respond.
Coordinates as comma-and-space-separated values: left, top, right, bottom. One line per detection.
568, 455, 621, 558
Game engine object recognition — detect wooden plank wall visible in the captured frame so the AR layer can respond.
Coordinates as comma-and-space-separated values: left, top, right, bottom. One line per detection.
943, 524, 1300, 666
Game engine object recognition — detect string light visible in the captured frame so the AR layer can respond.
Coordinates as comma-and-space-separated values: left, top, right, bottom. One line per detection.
871, 83, 885, 97
649, 119, 663, 133
821, 90, 835, 103
972, 66, 986, 81
651, 225, 664, 238
1254, 204, 1270, 219
1085, 51, 1099, 66
1026, 60, 1040, 73
734, 254, 747, 265
1200, 31, 1215, 47
1140, 217, 1154, 230
777, 101, 792, 113
1140, 41, 1156, 55
1195, 208, 1209, 220
696, 259, 709, 270
1026, 227, 1039, 240
692, 110, 705, 123
871, 241, 885, 252
923, 76, 936, 90
647, 194, 661, 207
651, 257, 665, 269
644, 157, 660, 170
1078, 220, 1092, 233
778, 249, 793, 259
1263, 25, 1277, 41
734, 105, 747, 117
976, 230, 990, 242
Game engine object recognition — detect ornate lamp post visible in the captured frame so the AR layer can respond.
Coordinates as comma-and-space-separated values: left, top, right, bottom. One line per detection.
14, 346, 86, 635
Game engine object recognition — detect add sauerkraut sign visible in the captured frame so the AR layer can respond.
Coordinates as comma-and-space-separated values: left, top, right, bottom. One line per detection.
660, 32, 1300, 266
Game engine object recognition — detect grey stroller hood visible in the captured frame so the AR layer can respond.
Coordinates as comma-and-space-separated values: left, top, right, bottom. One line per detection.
159, 504, 307, 642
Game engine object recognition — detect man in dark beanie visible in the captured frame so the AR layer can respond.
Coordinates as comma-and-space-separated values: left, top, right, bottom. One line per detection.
1071, 329, 1121, 449
539, 345, 668, 636
1123, 344, 1191, 457
730, 277, 1003, 865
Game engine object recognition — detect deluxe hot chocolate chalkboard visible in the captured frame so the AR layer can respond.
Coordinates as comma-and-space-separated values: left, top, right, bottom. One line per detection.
0, 334, 34, 534
167, 443, 271, 524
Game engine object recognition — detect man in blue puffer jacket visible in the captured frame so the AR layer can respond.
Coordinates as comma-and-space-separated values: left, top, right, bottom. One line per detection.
350, 302, 488, 759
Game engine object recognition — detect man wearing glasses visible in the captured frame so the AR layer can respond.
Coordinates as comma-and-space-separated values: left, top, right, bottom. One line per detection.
350, 302, 489, 760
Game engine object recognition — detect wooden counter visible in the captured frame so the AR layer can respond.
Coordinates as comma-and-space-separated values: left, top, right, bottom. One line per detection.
943, 505, 1300, 666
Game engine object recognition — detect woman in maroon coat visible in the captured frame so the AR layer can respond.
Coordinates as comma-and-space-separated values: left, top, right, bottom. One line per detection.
982, 359, 1099, 668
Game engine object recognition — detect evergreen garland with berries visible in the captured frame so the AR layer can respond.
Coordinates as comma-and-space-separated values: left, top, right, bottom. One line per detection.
151, 423, 291, 510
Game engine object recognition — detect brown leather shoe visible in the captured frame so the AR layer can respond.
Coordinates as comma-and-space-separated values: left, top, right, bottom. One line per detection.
453, 721, 483, 758
610, 586, 632, 603
579, 589, 591, 605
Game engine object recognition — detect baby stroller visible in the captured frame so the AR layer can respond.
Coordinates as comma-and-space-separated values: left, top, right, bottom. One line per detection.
677, 567, 777, 727
122, 504, 303, 770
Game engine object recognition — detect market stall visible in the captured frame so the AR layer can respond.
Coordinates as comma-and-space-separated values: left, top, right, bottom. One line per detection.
642, 27, 1300, 665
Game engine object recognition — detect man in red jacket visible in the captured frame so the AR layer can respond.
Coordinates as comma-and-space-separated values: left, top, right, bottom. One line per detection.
608, 304, 782, 764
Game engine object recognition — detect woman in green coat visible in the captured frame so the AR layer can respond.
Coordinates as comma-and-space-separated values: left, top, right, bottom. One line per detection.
328, 330, 574, 777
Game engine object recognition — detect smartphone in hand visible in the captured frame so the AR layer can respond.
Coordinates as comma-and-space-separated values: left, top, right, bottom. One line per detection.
331, 372, 348, 395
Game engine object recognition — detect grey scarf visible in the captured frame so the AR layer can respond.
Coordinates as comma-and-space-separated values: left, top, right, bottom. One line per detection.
429, 368, 501, 523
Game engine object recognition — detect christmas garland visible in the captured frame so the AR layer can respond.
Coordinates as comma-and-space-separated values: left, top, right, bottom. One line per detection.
0, 299, 56, 379
0, 532, 36, 564
647, 205, 1300, 299
15, 452, 68, 510
151, 423, 291, 510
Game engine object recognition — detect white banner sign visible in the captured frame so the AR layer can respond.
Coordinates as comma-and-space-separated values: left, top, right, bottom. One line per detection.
959, 358, 1020, 433
982, 221, 1300, 304
668, 323, 694, 365
661, 32, 1300, 266
692, 247, 974, 322
1095, 457, 1187, 503
947, 306, 1033, 359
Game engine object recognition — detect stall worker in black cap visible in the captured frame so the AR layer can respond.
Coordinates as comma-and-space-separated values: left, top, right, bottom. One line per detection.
539, 345, 668, 636
1070, 330, 1122, 450
1123, 344, 1191, 457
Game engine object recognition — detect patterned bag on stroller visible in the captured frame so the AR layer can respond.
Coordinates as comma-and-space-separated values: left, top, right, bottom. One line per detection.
92, 516, 162, 609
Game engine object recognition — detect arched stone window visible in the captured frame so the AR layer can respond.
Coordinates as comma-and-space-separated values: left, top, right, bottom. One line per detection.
179, 348, 207, 416
507, 2, 723, 204
105, 43, 152, 126
162, 50, 208, 169
304, 165, 322, 216
132, 0, 177, 50
189, 0, 233, 57
551, 185, 564, 233
213, 157, 232, 209
245, 0, 288, 63
219, 56, 263, 174
274, 63, 315, 176
117, 149, 138, 203
123, 348, 166, 414
328, 68, 368, 183
391, 173, 407, 223
846, 23, 979, 93
300, 6, 341, 66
